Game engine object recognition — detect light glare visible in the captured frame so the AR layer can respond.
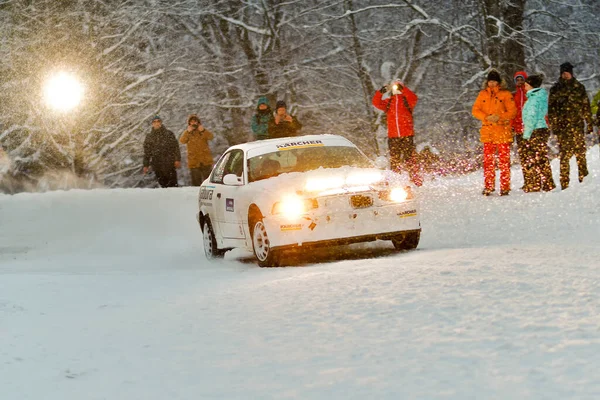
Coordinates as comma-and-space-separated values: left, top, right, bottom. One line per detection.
305, 176, 344, 192
274, 195, 305, 218
346, 171, 383, 186
44, 72, 84, 111
390, 187, 408, 202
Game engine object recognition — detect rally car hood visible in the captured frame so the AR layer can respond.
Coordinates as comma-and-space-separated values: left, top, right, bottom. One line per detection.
253, 166, 410, 200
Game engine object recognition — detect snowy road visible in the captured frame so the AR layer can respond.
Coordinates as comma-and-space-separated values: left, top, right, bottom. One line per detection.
1, 152, 600, 399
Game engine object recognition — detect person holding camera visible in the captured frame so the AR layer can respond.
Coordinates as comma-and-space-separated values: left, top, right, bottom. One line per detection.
372, 79, 422, 186
268, 100, 302, 139
179, 114, 214, 186
143, 115, 181, 188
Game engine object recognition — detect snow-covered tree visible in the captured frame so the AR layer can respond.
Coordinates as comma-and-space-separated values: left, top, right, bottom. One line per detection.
0, 0, 598, 192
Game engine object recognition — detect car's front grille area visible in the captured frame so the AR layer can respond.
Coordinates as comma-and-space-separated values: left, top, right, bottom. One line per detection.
350, 194, 373, 209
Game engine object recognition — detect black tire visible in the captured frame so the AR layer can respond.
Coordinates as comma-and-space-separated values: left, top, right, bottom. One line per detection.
203, 219, 225, 259
251, 218, 282, 267
391, 230, 420, 251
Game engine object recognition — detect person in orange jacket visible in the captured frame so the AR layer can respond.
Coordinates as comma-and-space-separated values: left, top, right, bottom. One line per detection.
372, 79, 422, 186
472, 70, 517, 196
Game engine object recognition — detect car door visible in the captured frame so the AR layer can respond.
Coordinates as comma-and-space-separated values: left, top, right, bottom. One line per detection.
211, 149, 246, 240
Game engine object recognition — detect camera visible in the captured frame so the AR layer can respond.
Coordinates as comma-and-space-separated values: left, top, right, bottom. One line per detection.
191, 123, 199, 129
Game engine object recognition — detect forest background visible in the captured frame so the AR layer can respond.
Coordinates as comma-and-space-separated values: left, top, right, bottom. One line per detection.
1, 0, 599, 191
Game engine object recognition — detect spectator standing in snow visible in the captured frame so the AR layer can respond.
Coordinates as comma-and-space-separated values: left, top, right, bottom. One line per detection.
143, 115, 181, 188
511, 70, 534, 190
548, 62, 593, 189
268, 100, 302, 138
179, 114, 214, 186
372, 79, 422, 186
251, 96, 273, 141
472, 70, 517, 196
592, 89, 600, 127
521, 74, 556, 192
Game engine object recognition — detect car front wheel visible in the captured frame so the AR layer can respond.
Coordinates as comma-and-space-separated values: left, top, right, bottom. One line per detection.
251, 219, 281, 267
203, 219, 225, 259
391, 230, 420, 251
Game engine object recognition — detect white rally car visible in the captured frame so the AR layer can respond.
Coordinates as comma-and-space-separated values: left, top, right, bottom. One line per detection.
197, 134, 420, 267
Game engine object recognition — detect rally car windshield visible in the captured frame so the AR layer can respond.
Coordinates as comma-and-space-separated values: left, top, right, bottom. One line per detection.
248, 146, 372, 182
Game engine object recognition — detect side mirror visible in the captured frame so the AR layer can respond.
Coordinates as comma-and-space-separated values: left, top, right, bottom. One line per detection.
223, 173, 243, 186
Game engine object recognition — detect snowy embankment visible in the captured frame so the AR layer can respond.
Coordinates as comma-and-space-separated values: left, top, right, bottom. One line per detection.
1, 148, 599, 399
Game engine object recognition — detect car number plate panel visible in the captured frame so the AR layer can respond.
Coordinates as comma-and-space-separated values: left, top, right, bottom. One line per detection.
350, 194, 373, 209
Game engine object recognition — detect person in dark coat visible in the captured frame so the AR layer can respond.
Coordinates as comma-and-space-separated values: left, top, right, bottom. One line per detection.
592, 89, 600, 128
143, 115, 181, 187
268, 100, 302, 138
548, 62, 593, 189
251, 96, 273, 140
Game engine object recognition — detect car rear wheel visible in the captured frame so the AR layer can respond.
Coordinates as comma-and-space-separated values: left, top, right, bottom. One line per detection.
391, 230, 420, 251
251, 219, 281, 267
203, 219, 225, 259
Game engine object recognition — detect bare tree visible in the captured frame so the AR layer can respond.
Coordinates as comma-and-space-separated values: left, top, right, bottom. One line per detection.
1, 0, 598, 192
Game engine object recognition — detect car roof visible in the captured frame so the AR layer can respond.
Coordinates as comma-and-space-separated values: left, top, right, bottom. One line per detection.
227, 134, 357, 158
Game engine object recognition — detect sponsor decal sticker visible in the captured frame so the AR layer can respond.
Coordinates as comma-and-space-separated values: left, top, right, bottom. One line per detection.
280, 224, 302, 231
199, 187, 214, 201
226, 198, 234, 212
397, 209, 417, 218
276, 140, 324, 151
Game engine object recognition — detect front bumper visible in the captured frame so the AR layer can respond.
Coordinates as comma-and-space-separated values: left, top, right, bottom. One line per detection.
263, 199, 420, 249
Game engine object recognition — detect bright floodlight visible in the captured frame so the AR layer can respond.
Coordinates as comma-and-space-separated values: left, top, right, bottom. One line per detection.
43, 72, 84, 111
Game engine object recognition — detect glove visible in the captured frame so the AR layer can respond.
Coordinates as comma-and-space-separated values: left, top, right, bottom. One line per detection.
379, 85, 388, 94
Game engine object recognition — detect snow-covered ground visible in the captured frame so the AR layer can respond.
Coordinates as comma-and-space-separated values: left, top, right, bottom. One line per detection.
1, 148, 599, 400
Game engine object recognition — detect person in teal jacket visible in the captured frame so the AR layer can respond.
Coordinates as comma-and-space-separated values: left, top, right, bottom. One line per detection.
521, 74, 556, 192
251, 96, 273, 140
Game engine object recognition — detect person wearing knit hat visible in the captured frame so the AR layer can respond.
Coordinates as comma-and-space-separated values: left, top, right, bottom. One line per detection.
472, 69, 517, 196
548, 62, 594, 189
486, 70, 501, 83
559, 62, 574, 76
268, 100, 302, 139
521, 74, 556, 192
275, 100, 287, 111
179, 113, 214, 186
524, 74, 543, 89
143, 115, 181, 187
251, 96, 273, 141
511, 70, 532, 191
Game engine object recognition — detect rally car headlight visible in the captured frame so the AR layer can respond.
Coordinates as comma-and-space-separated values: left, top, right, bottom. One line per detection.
379, 186, 413, 202
272, 195, 318, 218
390, 187, 408, 202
